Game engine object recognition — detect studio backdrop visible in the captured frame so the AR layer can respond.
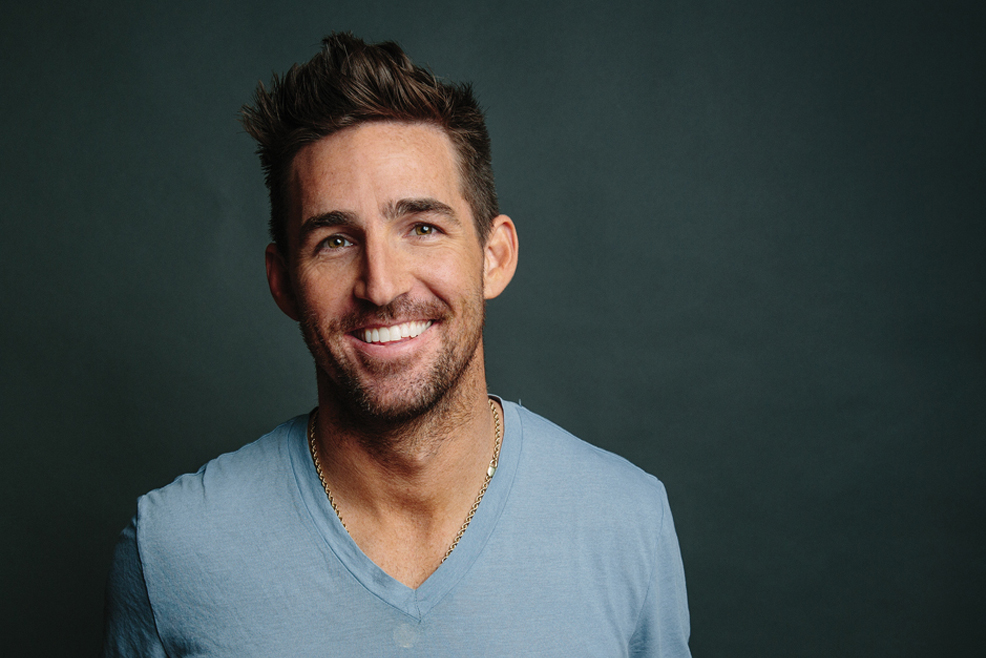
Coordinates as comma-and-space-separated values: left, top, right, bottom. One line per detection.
1, 1, 983, 655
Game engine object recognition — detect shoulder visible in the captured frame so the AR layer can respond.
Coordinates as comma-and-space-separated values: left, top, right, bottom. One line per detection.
507, 401, 671, 528
134, 415, 308, 547
493, 401, 688, 644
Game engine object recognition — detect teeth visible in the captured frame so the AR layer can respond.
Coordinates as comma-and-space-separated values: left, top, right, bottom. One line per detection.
362, 320, 432, 344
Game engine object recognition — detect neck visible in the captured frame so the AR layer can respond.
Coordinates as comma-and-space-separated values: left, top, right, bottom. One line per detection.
309, 353, 499, 587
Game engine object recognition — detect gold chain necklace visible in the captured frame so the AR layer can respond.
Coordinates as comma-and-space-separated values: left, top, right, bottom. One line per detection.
307, 399, 503, 563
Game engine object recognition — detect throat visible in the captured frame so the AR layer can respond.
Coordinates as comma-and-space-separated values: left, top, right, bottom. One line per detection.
307, 398, 503, 588
351, 517, 462, 589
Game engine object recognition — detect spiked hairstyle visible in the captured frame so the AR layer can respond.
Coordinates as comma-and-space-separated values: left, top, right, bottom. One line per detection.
240, 33, 499, 253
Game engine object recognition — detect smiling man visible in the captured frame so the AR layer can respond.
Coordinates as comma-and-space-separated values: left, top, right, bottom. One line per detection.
103, 33, 691, 656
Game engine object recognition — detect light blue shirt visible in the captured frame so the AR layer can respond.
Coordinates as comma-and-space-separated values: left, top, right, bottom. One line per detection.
103, 400, 691, 656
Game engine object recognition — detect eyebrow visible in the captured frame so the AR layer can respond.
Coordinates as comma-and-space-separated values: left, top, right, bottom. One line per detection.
299, 198, 461, 242
298, 210, 360, 244
384, 198, 460, 226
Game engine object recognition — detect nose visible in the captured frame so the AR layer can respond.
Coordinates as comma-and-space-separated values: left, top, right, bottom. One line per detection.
353, 233, 411, 307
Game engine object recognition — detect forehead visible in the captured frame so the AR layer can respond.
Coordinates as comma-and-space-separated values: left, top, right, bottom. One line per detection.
288, 122, 467, 224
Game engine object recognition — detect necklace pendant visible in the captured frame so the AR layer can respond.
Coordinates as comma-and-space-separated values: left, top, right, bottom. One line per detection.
487, 464, 497, 478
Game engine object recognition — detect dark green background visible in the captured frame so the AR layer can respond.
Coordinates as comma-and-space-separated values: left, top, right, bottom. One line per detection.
2, 0, 983, 655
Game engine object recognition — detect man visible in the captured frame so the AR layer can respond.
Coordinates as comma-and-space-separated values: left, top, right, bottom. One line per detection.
103, 33, 691, 656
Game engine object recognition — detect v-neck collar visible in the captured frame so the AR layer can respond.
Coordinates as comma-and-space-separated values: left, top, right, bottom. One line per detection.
289, 397, 523, 620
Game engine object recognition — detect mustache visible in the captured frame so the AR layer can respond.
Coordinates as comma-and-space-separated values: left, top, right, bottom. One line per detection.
332, 296, 452, 333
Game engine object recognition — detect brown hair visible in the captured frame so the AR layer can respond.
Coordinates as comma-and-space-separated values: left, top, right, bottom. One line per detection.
240, 32, 499, 253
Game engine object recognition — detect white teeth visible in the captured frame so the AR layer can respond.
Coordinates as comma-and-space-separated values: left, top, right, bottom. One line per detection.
362, 320, 432, 344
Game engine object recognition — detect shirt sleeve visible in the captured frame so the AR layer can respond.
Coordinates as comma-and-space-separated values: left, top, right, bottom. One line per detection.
628, 485, 692, 657
102, 516, 168, 658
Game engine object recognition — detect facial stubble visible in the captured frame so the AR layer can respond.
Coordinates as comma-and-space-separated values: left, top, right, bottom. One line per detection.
301, 292, 486, 429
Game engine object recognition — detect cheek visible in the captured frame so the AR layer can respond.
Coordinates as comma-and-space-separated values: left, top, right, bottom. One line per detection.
295, 275, 346, 319
423, 261, 483, 302
424, 244, 485, 283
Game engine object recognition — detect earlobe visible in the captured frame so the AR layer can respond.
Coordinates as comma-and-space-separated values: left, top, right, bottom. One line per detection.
265, 243, 300, 321
483, 215, 519, 300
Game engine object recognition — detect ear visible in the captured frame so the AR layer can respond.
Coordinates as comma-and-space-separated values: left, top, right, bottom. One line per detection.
265, 243, 300, 321
483, 215, 519, 300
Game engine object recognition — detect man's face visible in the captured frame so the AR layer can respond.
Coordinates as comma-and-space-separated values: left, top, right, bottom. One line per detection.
273, 122, 498, 422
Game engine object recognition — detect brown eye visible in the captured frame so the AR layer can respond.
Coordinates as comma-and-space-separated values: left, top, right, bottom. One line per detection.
413, 224, 435, 236
324, 235, 352, 249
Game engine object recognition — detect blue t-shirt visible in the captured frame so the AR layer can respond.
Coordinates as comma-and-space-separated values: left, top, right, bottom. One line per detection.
103, 400, 691, 656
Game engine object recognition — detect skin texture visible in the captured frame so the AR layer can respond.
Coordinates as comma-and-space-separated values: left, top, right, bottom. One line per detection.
265, 121, 518, 587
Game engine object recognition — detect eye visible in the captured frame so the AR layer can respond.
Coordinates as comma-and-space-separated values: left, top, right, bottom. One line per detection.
321, 235, 353, 250
413, 224, 436, 236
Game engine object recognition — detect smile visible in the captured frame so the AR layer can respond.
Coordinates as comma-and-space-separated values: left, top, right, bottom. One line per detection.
360, 320, 433, 344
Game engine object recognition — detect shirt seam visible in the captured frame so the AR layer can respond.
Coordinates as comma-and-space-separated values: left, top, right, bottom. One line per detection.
626, 481, 666, 652
134, 507, 173, 658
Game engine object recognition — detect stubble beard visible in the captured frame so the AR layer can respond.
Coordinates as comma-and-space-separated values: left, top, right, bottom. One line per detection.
300, 293, 486, 430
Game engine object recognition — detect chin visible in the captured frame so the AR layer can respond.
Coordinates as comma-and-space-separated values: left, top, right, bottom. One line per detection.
304, 294, 487, 426
323, 348, 472, 426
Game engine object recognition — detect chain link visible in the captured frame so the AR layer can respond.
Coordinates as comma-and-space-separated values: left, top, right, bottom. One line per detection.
307, 399, 503, 562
